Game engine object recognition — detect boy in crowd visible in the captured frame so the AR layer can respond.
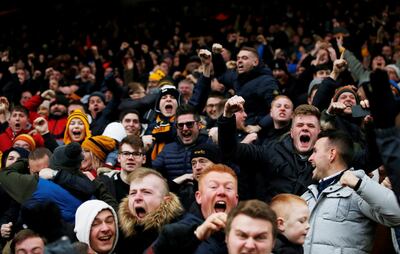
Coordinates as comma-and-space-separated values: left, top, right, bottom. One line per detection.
270, 193, 310, 253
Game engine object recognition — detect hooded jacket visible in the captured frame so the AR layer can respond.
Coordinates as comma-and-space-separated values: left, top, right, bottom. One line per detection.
117, 192, 184, 254
74, 200, 119, 254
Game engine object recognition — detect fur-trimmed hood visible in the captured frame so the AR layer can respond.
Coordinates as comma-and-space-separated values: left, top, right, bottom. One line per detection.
118, 192, 184, 237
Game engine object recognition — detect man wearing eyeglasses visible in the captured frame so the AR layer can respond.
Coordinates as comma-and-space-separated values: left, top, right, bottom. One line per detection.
98, 135, 146, 203
152, 104, 210, 182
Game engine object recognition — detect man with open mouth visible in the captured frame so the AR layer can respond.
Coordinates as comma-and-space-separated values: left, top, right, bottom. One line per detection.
147, 164, 239, 254
0, 105, 44, 153
219, 96, 321, 202
75, 199, 118, 254
152, 104, 209, 182
117, 167, 184, 254
147, 83, 180, 160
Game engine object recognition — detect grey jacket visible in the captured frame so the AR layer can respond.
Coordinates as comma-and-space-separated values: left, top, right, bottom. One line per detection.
343, 50, 371, 86
302, 169, 400, 254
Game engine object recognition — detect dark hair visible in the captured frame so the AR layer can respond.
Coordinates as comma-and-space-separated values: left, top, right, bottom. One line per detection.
10, 105, 29, 117
28, 147, 52, 161
226, 199, 278, 239
119, 109, 140, 122
207, 91, 225, 100
314, 62, 333, 73
318, 130, 354, 167
118, 135, 144, 153
175, 104, 200, 121
10, 229, 45, 254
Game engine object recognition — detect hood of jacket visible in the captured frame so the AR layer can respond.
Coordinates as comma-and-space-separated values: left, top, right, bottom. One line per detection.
118, 192, 184, 237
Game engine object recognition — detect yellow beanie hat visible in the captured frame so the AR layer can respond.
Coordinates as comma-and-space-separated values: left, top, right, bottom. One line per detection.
148, 69, 166, 82
81, 135, 116, 161
64, 109, 92, 144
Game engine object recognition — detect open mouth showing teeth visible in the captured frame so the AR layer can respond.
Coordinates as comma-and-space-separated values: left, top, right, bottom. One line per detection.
15, 123, 20, 128
214, 201, 226, 213
99, 235, 112, 241
300, 135, 310, 143
135, 207, 146, 218
182, 132, 192, 138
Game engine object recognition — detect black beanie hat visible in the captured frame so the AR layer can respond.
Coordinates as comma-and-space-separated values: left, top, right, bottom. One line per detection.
88, 91, 106, 104
190, 143, 222, 163
1, 147, 30, 167
50, 94, 69, 108
155, 84, 181, 113
49, 142, 83, 171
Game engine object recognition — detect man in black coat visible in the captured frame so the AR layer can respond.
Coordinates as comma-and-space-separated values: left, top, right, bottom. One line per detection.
218, 47, 279, 126
218, 96, 321, 202
147, 164, 239, 254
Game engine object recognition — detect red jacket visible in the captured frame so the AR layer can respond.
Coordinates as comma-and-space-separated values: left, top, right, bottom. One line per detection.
0, 127, 44, 152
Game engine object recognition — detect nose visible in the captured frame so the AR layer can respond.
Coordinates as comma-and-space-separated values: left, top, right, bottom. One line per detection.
216, 185, 227, 196
244, 238, 256, 250
193, 161, 201, 171
308, 153, 314, 163
134, 192, 143, 202
305, 221, 310, 230
99, 221, 111, 232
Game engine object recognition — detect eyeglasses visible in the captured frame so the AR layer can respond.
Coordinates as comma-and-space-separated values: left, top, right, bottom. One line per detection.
176, 121, 196, 130
120, 151, 143, 158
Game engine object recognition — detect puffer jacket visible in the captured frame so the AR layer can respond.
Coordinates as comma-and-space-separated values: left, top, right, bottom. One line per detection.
152, 133, 209, 181
302, 169, 400, 254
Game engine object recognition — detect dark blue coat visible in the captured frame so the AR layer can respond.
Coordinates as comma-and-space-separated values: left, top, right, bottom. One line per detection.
219, 65, 279, 125
152, 133, 209, 181
148, 203, 228, 254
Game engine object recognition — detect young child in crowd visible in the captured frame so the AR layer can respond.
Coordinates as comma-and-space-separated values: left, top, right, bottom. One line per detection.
270, 193, 310, 254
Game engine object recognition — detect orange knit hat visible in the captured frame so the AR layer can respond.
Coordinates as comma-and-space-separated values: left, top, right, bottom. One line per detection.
13, 134, 36, 151
64, 109, 92, 144
81, 135, 116, 161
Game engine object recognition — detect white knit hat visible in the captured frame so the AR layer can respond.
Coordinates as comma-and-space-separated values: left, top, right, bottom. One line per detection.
74, 200, 119, 254
102, 122, 127, 142
386, 64, 400, 79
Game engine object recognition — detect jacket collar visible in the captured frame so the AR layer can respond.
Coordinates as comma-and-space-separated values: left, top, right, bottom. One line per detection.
118, 192, 184, 237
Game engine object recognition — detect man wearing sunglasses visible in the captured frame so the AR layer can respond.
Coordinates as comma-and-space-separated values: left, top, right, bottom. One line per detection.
98, 135, 146, 203
152, 104, 210, 182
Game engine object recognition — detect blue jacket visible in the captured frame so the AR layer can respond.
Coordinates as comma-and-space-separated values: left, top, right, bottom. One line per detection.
152, 133, 210, 181
24, 178, 82, 223
149, 203, 227, 254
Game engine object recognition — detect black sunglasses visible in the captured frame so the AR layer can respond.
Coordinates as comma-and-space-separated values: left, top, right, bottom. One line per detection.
176, 121, 196, 130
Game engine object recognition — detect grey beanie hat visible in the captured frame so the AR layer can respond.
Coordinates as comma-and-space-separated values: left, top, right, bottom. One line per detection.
49, 142, 83, 171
